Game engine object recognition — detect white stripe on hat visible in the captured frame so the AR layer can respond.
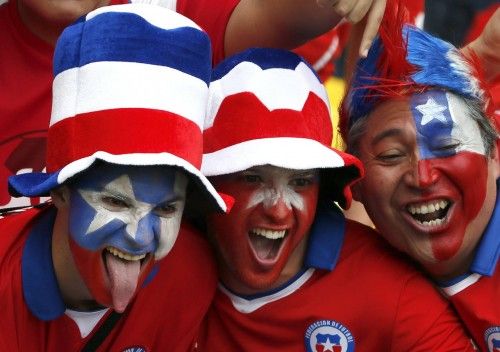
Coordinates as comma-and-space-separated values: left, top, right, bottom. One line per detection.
202, 137, 345, 177
86, 3, 198, 30
206, 61, 330, 129
51, 61, 208, 129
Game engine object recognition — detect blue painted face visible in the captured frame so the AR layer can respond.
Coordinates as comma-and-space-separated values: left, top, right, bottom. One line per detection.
68, 163, 188, 260
65, 163, 189, 312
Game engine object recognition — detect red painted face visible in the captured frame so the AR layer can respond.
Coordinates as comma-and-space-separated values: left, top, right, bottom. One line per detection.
208, 165, 319, 294
354, 92, 499, 279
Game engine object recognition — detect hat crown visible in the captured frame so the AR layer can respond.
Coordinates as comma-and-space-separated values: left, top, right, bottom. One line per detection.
205, 48, 333, 156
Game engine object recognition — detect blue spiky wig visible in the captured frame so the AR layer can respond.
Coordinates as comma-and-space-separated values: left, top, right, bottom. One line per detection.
340, 2, 492, 142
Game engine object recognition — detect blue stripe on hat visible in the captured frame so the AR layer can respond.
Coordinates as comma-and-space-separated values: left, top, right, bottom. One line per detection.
212, 48, 318, 81
54, 11, 211, 84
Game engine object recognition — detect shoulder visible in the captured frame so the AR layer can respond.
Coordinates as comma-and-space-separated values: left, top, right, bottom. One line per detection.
150, 221, 217, 289
0, 206, 45, 256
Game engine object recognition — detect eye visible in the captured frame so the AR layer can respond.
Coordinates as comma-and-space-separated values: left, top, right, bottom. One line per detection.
101, 196, 129, 210
154, 203, 178, 218
289, 173, 318, 188
434, 139, 460, 152
241, 173, 263, 184
376, 149, 406, 164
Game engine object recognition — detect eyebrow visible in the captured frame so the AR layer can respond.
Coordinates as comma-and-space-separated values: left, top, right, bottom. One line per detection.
371, 128, 404, 146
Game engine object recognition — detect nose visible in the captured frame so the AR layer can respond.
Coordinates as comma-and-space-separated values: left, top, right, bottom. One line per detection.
417, 159, 440, 188
262, 196, 292, 223
130, 215, 156, 248
404, 157, 440, 189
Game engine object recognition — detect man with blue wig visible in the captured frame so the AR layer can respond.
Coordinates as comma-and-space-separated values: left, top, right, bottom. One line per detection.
341, 4, 499, 351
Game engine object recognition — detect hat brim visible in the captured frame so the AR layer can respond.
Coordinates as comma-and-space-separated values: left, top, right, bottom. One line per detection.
9, 151, 228, 213
201, 137, 363, 208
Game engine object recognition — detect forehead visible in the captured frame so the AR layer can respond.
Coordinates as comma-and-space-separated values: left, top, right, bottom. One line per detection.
71, 164, 184, 201
365, 91, 484, 149
244, 165, 317, 177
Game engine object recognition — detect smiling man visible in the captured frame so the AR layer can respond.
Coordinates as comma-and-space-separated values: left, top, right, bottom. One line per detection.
342, 10, 499, 351
0, 4, 229, 351
196, 47, 475, 351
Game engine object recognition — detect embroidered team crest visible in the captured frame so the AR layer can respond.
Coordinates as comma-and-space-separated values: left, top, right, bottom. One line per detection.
485, 326, 500, 351
305, 320, 354, 352
122, 347, 146, 352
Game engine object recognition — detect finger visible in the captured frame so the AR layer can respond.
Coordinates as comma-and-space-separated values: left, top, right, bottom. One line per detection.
345, 0, 373, 23
316, 0, 339, 8
359, 0, 386, 57
332, 0, 357, 18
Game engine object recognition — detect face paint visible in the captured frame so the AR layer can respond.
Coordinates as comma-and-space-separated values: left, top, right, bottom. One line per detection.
67, 163, 187, 312
356, 91, 497, 278
208, 165, 319, 294
410, 91, 487, 260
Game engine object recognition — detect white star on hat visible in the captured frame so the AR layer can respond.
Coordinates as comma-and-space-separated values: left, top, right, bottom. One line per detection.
416, 97, 448, 126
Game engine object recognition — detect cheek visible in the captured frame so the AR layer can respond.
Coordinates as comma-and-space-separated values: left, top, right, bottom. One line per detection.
438, 152, 488, 221
295, 186, 319, 232
69, 237, 110, 304
155, 213, 183, 259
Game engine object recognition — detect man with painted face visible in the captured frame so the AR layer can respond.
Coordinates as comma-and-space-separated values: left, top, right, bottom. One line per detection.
341, 6, 500, 351
196, 47, 475, 351
0, 4, 230, 351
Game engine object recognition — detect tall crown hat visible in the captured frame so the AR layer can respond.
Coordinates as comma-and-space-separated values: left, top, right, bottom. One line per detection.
202, 48, 363, 208
8, 3, 229, 213
340, 2, 491, 140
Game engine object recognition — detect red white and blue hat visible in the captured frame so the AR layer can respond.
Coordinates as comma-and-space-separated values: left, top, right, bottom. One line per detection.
8, 3, 229, 212
202, 48, 363, 208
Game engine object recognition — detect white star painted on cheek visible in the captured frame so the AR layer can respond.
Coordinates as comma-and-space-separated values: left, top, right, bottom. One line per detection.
321, 337, 335, 351
78, 174, 153, 239
416, 97, 448, 126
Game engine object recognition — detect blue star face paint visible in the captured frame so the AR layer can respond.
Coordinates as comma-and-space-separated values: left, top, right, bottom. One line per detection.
66, 163, 188, 312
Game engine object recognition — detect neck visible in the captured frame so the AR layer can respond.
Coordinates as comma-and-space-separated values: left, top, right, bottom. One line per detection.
52, 211, 98, 311
16, 3, 65, 45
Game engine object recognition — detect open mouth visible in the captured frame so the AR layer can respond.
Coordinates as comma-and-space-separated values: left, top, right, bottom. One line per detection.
406, 199, 452, 227
102, 246, 151, 312
248, 228, 287, 262
105, 246, 148, 262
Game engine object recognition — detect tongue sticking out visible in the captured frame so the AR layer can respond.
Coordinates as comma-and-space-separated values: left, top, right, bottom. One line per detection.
105, 251, 141, 313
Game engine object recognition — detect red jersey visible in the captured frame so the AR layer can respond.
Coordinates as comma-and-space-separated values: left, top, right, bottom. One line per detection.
198, 205, 475, 351
0, 206, 217, 351
439, 186, 500, 352
0, 0, 237, 210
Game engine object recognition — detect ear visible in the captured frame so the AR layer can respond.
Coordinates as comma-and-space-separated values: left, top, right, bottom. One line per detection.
351, 181, 363, 202
492, 140, 500, 179
51, 186, 71, 209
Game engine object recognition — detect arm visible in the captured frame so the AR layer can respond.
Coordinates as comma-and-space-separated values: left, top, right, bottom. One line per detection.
462, 8, 500, 83
224, 0, 386, 58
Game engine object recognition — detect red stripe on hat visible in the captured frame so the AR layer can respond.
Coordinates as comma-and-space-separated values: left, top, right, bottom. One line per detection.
204, 92, 332, 153
47, 108, 202, 172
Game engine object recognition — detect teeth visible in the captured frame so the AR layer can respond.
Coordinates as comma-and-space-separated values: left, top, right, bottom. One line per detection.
106, 246, 146, 261
408, 200, 449, 215
417, 218, 444, 227
250, 228, 286, 239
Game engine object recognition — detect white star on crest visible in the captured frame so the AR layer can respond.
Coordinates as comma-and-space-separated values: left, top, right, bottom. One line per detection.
416, 97, 448, 126
78, 174, 152, 239
321, 337, 336, 352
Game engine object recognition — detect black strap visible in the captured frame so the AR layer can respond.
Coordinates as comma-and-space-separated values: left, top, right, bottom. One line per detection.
81, 311, 123, 352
